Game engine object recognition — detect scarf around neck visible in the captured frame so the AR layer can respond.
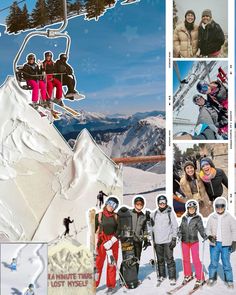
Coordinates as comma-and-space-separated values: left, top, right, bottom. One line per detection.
199, 167, 217, 182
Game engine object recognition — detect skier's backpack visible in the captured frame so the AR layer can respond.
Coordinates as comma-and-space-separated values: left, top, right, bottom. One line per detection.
63, 218, 67, 226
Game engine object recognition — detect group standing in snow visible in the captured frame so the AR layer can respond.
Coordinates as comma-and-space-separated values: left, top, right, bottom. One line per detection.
94, 193, 236, 294
173, 9, 225, 58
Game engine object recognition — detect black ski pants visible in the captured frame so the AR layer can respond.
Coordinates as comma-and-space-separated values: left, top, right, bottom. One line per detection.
133, 240, 143, 274
154, 243, 176, 279
62, 75, 75, 93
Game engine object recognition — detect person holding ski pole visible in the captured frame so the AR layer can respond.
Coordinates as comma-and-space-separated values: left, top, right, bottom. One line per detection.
96, 190, 108, 209
206, 197, 236, 289
199, 157, 228, 203
95, 196, 119, 294
179, 200, 207, 289
150, 195, 178, 286
24, 283, 35, 295
63, 216, 74, 236
129, 195, 151, 275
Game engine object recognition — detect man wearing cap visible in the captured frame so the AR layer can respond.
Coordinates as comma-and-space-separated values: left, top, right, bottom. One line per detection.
150, 195, 178, 285
54, 53, 80, 99
198, 9, 225, 57
43, 51, 63, 106
173, 9, 199, 58
129, 195, 150, 274
95, 196, 119, 294
206, 197, 236, 288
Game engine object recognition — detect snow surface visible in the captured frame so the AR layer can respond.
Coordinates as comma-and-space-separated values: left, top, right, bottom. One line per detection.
0, 77, 122, 245
97, 232, 236, 295
1, 243, 47, 295
173, 61, 227, 135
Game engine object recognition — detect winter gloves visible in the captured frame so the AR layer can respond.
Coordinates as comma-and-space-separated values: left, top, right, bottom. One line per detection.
231, 241, 236, 253
208, 235, 217, 244
103, 236, 118, 250
143, 239, 151, 250
169, 238, 177, 250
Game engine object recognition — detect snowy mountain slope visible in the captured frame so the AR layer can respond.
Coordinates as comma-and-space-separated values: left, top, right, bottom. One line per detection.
123, 166, 165, 209
1, 243, 47, 295
97, 116, 165, 159
173, 61, 227, 135
0, 77, 122, 244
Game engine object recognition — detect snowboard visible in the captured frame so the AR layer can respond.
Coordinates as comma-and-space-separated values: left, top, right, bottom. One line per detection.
117, 206, 139, 289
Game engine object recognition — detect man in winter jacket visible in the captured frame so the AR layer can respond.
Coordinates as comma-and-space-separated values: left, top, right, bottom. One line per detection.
206, 197, 236, 288
54, 53, 82, 99
129, 195, 150, 274
199, 157, 228, 202
63, 216, 74, 236
151, 195, 178, 285
198, 9, 225, 57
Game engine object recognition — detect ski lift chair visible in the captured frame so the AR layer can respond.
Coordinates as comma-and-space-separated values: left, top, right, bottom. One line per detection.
15, 66, 32, 90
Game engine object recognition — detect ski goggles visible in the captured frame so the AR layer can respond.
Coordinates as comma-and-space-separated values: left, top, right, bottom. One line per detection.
187, 201, 197, 208
215, 204, 225, 209
106, 200, 118, 210
158, 200, 167, 205
199, 84, 209, 94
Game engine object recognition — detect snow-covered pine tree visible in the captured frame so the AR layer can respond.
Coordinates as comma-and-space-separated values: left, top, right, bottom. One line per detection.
31, 0, 48, 28
6, 1, 23, 34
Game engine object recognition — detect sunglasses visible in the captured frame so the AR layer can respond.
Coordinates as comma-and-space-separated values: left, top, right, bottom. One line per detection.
135, 202, 144, 206
215, 204, 225, 209
29, 58, 35, 60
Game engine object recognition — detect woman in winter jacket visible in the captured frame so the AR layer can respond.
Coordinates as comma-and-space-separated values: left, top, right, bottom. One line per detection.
199, 157, 228, 202
198, 9, 225, 57
23, 53, 47, 105
95, 196, 119, 294
173, 10, 198, 58
179, 200, 207, 289
180, 161, 212, 217
206, 197, 236, 288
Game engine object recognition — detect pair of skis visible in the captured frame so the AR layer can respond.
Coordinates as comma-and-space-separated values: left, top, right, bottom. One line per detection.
167, 277, 206, 295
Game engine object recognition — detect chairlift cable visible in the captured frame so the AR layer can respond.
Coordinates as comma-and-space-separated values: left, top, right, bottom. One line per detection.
0, 0, 25, 13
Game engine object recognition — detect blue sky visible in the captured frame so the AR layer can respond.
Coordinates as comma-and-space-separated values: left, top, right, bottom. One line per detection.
173, 61, 193, 92
0, 0, 165, 115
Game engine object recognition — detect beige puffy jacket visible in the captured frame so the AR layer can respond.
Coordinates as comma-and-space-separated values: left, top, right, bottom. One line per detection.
173, 22, 199, 57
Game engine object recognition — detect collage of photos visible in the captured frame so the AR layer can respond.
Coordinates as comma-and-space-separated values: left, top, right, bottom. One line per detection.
0, 0, 235, 295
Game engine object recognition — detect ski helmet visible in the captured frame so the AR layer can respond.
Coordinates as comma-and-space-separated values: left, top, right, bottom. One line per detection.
157, 195, 167, 205
45, 51, 53, 58
192, 94, 205, 104
27, 54, 35, 61
60, 53, 67, 60
134, 195, 145, 205
28, 283, 34, 289
186, 200, 197, 209
196, 80, 209, 94
105, 196, 119, 210
214, 197, 227, 209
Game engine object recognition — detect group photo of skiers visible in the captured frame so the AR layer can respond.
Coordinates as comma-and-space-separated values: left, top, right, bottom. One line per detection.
173, 0, 227, 58
173, 143, 228, 217
173, 61, 228, 140
18, 50, 84, 109
93, 193, 236, 294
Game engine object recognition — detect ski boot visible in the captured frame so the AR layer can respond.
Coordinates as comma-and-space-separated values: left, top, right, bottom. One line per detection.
225, 281, 234, 289
182, 275, 194, 285
52, 98, 64, 107
207, 279, 217, 287
106, 287, 116, 294
193, 280, 205, 290
169, 279, 176, 286
156, 276, 165, 286
41, 99, 51, 109
29, 102, 38, 110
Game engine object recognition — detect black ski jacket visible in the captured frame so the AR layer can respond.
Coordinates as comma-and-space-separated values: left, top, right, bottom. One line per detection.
129, 209, 148, 242
198, 20, 225, 55
179, 214, 207, 243
23, 63, 44, 81
95, 212, 118, 236
54, 60, 73, 75
202, 168, 228, 201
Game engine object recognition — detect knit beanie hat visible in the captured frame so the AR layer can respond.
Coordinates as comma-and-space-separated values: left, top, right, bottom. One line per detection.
183, 161, 195, 171
200, 157, 215, 168
185, 10, 196, 21
202, 9, 212, 18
